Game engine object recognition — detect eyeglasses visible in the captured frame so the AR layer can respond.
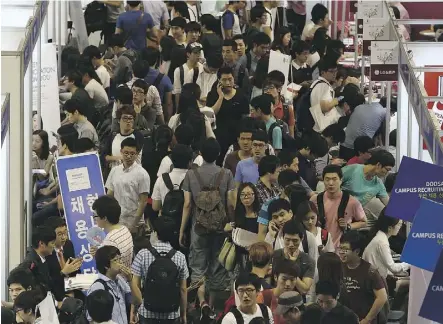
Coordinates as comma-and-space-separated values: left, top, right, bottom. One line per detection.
132, 88, 145, 95
121, 116, 134, 122
252, 143, 265, 149
237, 288, 256, 295
240, 192, 255, 198
122, 151, 137, 157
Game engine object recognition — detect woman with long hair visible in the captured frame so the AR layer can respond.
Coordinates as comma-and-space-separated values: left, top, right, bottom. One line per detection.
362, 209, 410, 279
271, 27, 292, 55
159, 35, 178, 75
307, 27, 330, 68
295, 200, 334, 254
32, 130, 53, 181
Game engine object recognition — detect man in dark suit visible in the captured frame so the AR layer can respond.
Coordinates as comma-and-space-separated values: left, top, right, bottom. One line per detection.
20, 226, 57, 297
44, 217, 83, 302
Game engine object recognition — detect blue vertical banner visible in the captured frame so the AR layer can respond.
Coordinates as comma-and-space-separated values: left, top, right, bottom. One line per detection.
419, 250, 443, 323
56, 153, 105, 273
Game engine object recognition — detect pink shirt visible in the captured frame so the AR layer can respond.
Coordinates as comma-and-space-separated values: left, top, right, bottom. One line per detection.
287, 0, 306, 15
310, 192, 366, 247
347, 156, 364, 165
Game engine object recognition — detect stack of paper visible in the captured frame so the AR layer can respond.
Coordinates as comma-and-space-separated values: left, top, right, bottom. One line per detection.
232, 228, 260, 248
65, 274, 98, 291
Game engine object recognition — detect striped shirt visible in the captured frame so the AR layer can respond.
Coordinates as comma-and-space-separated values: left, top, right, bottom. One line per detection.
131, 241, 189, 319
103, 226, 134, 268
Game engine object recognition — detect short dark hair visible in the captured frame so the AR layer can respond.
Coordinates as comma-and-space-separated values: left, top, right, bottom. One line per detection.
200, 138, 220, 163
278, 169, 301, 188
232, 34, 245, 43
302, 133, 329, 158
66, 70, 83, 88
274, 258, 300, 278
200, 14, 218, 32
175, 123, 194, 146
282, 220, 305, 239
120, 137, 138, 151
340, 230, 363, 252
322, 123, 345, 144
132, 78, 150, 93
171, 144, 193, 169
385, 172, 397, 193
250, 6, 266, 23
64, 98, 87, 116
318, 59, 338, 74
127, 1, 141, 7
115, 86, 133, 105
253, 32, 271, 47
95, 246, 120, 275
291, 40, 310, 57
206, 54, 224, 69
7, 267, 35, 289
75, 138, 95, 153
316, 280, 340, 299
82, 45, 102, 60
116, 105, 136, 120
268, 198, 291, 216
132, 60, 150, 79
223, 39, 237, 51
250, 94, 274, 115
252, 130, 268, 144
365, 149, 395, 167
31, 226, 56, 249
322, 164, 343, 180
44, 217, 67, 232
170, 17, 187, 29
185, 21, 201, 33
258, 155, 280, 177
389, 129, 397, 148
86, 290, 114, 322
109, 34, 125, 48
13, 290, 45, 315
235, 272, 261, 291
379, 96, 398, 113
311, 3, 329, 24
266, 70, 285, 87
339, 84, 365, 112
92, 195, 121, 225
278, 150, 298, 168
141, 47, 160, 67
57, 124, 79, 152
219, 66, 234, 77
155, 216, 178, 244
354, 136, 374, 155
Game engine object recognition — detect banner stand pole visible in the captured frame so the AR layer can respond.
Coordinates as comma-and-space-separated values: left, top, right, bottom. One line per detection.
385, 81, 392, 148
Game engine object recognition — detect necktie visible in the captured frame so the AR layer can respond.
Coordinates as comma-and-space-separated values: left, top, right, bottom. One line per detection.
57, 249, 65, 269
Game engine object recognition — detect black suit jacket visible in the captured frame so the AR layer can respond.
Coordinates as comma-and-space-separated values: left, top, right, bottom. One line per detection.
46, 240, 78, 301
21, 248, 53, 296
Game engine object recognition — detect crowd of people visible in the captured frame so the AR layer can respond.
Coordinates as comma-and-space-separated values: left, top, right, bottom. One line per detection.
2, 1, 413, 324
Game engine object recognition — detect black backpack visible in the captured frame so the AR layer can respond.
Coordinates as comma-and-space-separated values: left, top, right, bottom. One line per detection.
268, 120, 298, 151
316, 191, 350, 228
295, 80, 326, 133
229, 304, 270, 324
143, 246, 181, 313
179, 66, 199, 86
161, 173, 185, 227
84, 1, 107, 35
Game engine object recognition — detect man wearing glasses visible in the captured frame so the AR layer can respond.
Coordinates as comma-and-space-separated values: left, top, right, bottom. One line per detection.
105, 137, 150, 236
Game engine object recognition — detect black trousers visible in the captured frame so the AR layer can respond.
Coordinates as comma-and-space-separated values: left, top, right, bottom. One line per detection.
102, 22, 116, 45
286, 9, 306, 37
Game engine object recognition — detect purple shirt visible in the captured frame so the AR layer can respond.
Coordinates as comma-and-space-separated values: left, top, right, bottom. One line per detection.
145, 68, 173, 102
116, 10, 153, 50
235, 158, 259, 184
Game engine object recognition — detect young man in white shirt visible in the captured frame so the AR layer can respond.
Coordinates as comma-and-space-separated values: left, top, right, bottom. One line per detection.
152, 144, 193, 212
261, 1, 278, 42
82, 45, 111, 90
222, 272, 274, 324
221, 0, 246, 39
173, 42, 204, 104
301, 3, 332, 41
92, 195, 134, 269
105, 137, 150, 235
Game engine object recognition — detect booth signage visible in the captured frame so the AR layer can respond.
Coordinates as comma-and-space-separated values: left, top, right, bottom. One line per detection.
420, 250, 443, 323
370, 41, 399, 81
357, 19, 363, 35
357, 1, 383, 19
385, 156, 443, 222
56, 153, 105, 274
350, 0, 358, 13
401, 199, 443, 272
362, 19, 390, 55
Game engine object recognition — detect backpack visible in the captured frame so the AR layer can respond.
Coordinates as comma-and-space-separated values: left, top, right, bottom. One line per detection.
143, 246, 180, 313
229, 304, 270, 324
268, 120, 298, 150
295, 80, 326, 133
152, 72, 164, 89
161, 173, 185, 227
179, 66, 199, 86
316, 191, 350, 228
84, 1, 107, 35
193, 169, 228, 235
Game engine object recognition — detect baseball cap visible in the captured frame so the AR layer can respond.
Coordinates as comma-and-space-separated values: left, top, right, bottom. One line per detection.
274, 291, 304, 315
186, 42, 203, 53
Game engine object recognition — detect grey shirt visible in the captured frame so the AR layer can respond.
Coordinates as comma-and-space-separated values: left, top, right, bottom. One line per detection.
75, 119, 99, 149
343, 103, 387, 149
106, 2, 125, 23
237, 50, 260, 76
182, 162, 235, 215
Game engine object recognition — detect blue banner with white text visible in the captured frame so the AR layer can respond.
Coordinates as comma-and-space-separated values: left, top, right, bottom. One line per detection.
56, 153, 105, 273
419, 250, 443, 323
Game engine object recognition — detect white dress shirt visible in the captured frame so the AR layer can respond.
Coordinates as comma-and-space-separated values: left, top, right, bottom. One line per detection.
362, 230, 410, 279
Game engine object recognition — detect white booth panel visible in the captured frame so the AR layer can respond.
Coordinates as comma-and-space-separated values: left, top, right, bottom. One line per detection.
0, 7, 34, 28
1, 27, 27, 52
1, 0, 37, 7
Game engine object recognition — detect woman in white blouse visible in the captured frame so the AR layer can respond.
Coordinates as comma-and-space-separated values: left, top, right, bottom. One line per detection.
362, 210, 410, 279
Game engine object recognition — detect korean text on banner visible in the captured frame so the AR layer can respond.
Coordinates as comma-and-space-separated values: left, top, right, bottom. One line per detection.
385, 156, 443, 222
400, 199, 443, 272
56, 153, 105, 274
419, 250, 443, 323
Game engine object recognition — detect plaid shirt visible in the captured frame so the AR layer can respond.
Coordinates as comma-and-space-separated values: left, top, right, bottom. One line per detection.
255, 179, 281, 206
131, 241, 189, 319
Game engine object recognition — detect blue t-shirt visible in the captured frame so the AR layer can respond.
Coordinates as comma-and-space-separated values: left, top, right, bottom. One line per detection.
341, 164, 388, 206
145, 68, 173, 102
235, 158, 259, 184
222, 10, 235, 29
265, 117, 283, 150
116, 10, 154, 50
